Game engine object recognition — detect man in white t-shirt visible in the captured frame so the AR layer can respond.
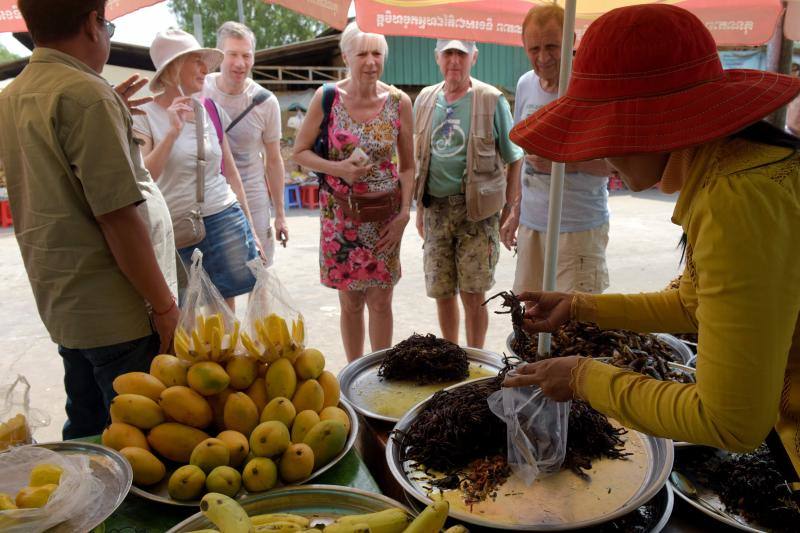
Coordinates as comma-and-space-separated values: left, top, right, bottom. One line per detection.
203, 21, 287, 266
503, 5, 611, 294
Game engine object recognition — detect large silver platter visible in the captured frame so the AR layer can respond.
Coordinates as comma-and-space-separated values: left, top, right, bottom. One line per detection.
31, 441, 132, 532
671, 448, 766, 532
505, 332, 694, 365
130, 400, 359, 507
387, 377, 674, 531
167, 484, 411, 532
338, 346, 504, 423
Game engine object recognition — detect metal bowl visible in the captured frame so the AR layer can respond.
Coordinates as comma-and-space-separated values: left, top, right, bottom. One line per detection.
338, 346, 505, 423
130, 400, 359, 507
166, 484, 412, 532
505, 332, 694, 365
386, 377, 674, 531
26, 441, 132, 532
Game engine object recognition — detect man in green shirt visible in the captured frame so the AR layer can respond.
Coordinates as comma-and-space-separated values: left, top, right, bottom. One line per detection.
414, 40, 523, 348
0, 0, 179, 439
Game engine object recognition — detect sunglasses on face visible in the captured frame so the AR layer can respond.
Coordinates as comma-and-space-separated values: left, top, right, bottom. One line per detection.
96, 15, 115, 38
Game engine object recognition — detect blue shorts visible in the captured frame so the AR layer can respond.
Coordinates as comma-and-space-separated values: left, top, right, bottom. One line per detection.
179, 203, 257, 299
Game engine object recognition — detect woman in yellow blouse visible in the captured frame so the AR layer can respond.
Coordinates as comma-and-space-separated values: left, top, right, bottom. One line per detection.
508, 4, 800, 478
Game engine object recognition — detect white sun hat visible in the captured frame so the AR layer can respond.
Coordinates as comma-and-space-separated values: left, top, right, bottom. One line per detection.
149, 28, 223, 92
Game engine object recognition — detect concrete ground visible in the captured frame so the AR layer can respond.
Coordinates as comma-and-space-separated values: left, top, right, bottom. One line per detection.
0, 188, 684, 442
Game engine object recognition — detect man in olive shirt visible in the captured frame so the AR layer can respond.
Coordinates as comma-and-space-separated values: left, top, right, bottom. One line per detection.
0, 0, 179, 438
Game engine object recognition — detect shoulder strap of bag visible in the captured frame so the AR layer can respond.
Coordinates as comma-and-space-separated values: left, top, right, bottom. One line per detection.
193, 99, 206, 204
202, 97, 225, 174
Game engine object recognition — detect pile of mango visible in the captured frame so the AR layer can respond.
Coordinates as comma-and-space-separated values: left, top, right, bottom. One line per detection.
0, 414, 30, 451
103, 314, 349, 501
0, 463, 63, 510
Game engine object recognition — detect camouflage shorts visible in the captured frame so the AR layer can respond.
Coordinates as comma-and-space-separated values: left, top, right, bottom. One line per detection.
422, 195, 500, 298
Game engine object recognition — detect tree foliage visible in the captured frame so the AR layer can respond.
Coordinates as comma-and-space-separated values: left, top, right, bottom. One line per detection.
0, 44, 19, 63
168, 0, 327, 49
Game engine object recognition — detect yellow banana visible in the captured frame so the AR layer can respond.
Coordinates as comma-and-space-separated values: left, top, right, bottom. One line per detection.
176, 327, 191, 348
192, 329, 209, 359
291, 317, 305, 346
263, 340, 280, 363
230, 321, 240, 353
200, 492, 251, 533
186, 530, 220, 533
205, 314, 222, 345
324, 523, 371, 533
196, 314, 206, 343
401, 500, 449, 533
443, 526, 468, 533
251, 513, 310, 527
334, 508, 409, 533
211, 327, 222, 360
175, 335, 192, 361
240, 332, 262, 359
255, 319, 269, 347
253, 521, 304, 533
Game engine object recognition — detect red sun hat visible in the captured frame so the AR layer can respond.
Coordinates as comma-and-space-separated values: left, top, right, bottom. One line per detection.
510, 4, 800, 163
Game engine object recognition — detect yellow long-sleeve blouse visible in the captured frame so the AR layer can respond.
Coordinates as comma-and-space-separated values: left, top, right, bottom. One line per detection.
571, 137, 800, 477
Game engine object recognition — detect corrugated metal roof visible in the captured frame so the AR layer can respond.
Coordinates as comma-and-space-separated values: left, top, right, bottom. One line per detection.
382, 36, 530, 92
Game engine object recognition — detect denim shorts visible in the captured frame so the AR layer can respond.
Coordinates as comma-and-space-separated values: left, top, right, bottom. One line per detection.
179, 203, 257, 299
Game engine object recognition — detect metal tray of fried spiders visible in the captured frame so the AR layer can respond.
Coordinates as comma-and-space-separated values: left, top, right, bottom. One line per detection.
386, 377, 674, 531
338, 346, 504, 423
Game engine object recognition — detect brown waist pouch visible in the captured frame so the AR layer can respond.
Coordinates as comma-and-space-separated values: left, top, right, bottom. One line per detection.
331, 187, 401, 223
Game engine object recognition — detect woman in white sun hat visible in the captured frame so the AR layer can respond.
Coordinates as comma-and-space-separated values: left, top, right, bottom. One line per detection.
134, 28, 261, 310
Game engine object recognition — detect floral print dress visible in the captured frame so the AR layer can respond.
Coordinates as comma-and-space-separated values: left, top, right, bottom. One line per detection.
319, 87, 402, 291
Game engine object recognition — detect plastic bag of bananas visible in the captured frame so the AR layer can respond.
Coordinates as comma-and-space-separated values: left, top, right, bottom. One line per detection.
174, 250, 241, 364
239, 258, 305, 364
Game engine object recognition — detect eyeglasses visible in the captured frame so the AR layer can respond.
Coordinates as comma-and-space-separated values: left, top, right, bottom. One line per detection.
96, 15, 115, 38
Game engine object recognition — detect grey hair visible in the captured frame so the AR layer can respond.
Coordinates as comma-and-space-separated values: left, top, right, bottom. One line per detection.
216, 21, 256, 50
339, 21, 388, 61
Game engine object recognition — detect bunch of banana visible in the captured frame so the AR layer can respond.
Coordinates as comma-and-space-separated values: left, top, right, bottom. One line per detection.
175, 314, 240, 364
198, 492, 251, 533
240, 314, 305, 363
324, 508, 410, 533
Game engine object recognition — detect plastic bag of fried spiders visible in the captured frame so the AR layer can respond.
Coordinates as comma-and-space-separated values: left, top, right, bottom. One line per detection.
239, 258, 305, 363
488, 374, 570, 485
174, 249, 241, 364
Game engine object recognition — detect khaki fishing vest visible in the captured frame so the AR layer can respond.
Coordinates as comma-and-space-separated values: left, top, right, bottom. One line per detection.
413, 77, 507, 222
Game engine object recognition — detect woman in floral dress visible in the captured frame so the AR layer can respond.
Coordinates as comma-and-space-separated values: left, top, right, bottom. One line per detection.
293, 23, 414, 361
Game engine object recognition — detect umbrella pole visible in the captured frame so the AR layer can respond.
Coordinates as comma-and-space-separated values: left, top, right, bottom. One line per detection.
537, 0, 577, 358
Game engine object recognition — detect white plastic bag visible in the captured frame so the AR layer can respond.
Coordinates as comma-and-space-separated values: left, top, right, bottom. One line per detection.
240, 258, 305, 363
0, 446, 103, 533
488, 377, 570, 485
174, 249, 241, 364
0, 376, 50, 450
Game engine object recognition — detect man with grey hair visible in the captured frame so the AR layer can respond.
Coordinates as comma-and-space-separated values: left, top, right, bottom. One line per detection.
203, 21, 287, 265
414, 39, 523, 348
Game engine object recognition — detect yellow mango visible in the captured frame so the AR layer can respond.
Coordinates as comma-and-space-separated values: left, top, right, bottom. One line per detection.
223, 392, 259, 436
216, 430, 249, 468
102, 422, 150, 451
260, 397, 296, 428
188, 362, 230, 396
150, 354, 190, 387
113, 371, 166, 401
291, 410, 320, 443
168, 464, 206, 501
226, 355, 259, 390
29, 463, 63, 486
15, 484, 57, 508
242, 457, 278, 492
147, 422, 209, 463
205, 466, 241, 498
294, 348, 325, 380
110, 393, 164, 430
245, 377, 269, 414
120, 447, 166, 486
279, 443, 314, 484
265, 358, 297, 401
317, 371, 341, 408
159, 385, 213, 429
207, 387, 236, 430
319, 406, 351, 434
291, 380, 324, 414
190, 438, 231, 474
249, 421, 290, 458
303, 420, 347, 469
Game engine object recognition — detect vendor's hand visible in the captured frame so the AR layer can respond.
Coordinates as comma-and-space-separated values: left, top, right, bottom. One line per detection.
500, 205, 519, 250
518, 291, 574, 333
415, 207, 424, 238
337, 152, 372, 184
167, 96, 193, 135
114, 74, 153, 116
502, 356, 584, 401
526, 154, 552, 174
274, 215, 289, 247
376, 210, 410, 253
152, 301, 179, 354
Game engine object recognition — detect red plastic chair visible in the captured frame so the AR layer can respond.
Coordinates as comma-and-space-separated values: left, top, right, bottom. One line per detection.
0, 200, 12, 228
300, 184, 320, 209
